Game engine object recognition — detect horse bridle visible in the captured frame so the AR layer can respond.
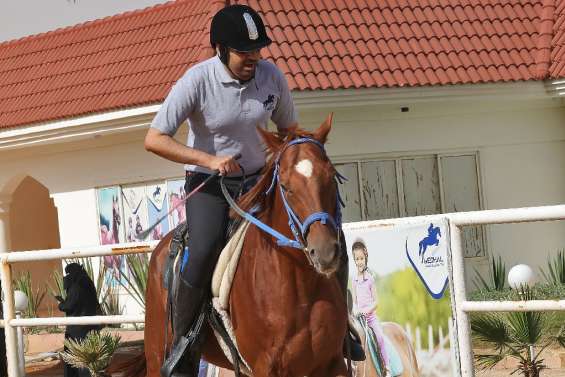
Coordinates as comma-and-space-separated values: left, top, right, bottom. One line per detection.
221, 137, 346, 254
266, 137, 346, 248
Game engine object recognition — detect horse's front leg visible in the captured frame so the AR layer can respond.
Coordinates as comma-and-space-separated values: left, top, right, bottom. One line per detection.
310, 356, 348, 377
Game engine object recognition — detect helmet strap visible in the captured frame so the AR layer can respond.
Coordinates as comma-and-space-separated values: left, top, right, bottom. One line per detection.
217, 45, 254, 84
217, 45, 229, 65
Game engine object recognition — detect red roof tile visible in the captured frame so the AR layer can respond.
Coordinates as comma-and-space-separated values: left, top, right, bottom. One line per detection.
1, 0, 565, 130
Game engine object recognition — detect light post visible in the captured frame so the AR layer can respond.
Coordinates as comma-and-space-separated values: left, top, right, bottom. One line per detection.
13, 290, 27, 377
507, 264, 535, 361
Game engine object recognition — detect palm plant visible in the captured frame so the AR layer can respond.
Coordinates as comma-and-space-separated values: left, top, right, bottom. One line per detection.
13, 271, 46, 333
100, 284, 123, 321
48, 270, 65, 301
61, 331, 121, 377
117, 254, 149, 309
473, 254, 506, 291
540, 250, 565, 286
471, 289, 565, 376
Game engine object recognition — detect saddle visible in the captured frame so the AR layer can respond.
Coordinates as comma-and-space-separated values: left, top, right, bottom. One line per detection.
163, 220, 252, 376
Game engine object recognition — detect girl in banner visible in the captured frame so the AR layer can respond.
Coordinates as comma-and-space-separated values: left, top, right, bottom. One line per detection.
352, 239, 390, 376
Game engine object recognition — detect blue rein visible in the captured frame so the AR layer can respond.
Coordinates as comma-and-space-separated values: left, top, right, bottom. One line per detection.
221, 137, 346, 250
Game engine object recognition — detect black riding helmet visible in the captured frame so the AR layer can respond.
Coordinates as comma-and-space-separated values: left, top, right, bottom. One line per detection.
210, 4, 272, 52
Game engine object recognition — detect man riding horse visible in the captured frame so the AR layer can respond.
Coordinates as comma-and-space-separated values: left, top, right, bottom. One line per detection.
144, 5, 364, 376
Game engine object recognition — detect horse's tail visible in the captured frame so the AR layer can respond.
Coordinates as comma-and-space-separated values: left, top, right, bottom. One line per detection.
107, 349, 146, 377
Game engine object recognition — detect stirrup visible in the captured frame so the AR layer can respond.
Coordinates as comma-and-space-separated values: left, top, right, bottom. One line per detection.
161, 304, 208, 377
160, 336, 191, 377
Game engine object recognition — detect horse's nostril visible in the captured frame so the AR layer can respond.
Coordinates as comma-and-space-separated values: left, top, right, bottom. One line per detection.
309, 248, 316, 257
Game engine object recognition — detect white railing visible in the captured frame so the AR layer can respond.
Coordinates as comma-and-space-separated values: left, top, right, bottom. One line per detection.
0, 205, 564, 377
343, 204, 565, 377
0, 240, 159, 377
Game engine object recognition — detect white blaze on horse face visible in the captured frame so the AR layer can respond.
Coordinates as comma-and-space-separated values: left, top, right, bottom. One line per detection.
295, 159, 313, 178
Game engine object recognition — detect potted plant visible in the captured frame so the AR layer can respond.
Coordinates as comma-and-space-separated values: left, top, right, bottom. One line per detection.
61, 331, 121, 377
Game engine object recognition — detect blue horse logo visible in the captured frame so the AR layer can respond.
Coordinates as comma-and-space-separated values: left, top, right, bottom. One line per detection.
152, 186, 161, 201
419, 223, 441, 262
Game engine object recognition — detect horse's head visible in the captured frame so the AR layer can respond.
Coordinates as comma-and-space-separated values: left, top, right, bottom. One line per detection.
258, 114, 342, 276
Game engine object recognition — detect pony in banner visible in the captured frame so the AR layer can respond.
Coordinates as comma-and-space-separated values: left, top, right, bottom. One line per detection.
117, 115, 352, 377
352, 318, 419, 377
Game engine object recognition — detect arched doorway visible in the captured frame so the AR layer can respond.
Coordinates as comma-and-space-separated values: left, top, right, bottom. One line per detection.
5, 175, 62, 317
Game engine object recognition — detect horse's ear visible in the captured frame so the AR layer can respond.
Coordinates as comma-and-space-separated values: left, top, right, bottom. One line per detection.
257, 126, 284, 152
313, 113, 333, 144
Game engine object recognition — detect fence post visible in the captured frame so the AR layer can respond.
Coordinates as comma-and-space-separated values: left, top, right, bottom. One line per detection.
0, 256, 19, 377
428, 324, 433, 353
449, 222, 474, 376
405, 323, 411, 342
0, 196, 19, 377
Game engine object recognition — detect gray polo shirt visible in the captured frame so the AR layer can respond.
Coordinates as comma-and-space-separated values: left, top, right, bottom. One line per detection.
151, 55, 297, 174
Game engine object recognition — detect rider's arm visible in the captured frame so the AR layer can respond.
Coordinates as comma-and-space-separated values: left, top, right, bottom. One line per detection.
146, 71, 240, 175
367, 273, 379, 314
145, 129, 240, 175
351, 281, 359, 315
145, 128, 213, 167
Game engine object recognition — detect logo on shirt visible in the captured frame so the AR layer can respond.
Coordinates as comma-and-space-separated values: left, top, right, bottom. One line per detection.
263, 94, 275, 111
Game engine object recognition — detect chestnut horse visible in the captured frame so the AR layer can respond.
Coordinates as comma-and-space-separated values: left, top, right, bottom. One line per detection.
352, 319, 420, 377
120, 116, 350, 377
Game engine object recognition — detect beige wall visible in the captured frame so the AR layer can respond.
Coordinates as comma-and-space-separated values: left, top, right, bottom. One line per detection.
8, 176, 62, 317
0, 91, 564, 290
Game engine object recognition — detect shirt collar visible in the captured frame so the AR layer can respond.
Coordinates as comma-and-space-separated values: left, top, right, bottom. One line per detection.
214, 56, 237, 84
354, 270, 369, 282
213, 55, 257, 87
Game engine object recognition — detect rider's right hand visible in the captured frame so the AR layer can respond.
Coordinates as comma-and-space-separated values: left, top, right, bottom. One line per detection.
209, 155, 241, 176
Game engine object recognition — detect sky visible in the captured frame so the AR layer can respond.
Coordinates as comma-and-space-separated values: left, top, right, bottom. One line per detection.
0, 0, 170, 43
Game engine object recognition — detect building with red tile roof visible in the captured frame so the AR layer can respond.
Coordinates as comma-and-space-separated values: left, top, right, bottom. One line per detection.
0, 3, 564, 356
1, 0, 565, 130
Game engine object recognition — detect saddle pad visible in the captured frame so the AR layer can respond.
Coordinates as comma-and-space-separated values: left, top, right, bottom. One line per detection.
211, 298, 253, 376
211, 221, 250, 310
384, 333, 404, 376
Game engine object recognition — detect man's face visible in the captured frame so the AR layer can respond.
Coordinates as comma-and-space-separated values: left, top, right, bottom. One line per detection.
227, 48, 262, 81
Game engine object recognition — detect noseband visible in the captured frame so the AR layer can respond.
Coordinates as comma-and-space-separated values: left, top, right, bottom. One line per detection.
222, 137, 345, 251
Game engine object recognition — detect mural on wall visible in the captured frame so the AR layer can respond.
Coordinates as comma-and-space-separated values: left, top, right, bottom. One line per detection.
344, 220, 455, 377
98, 178, 187, 245
122, 184, 149, 242
97, 187, 127, 285
167, 178, 186, 229
146, 182, 169, 240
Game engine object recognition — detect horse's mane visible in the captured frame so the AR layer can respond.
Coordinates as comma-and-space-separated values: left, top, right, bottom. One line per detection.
233, 127, 318, 218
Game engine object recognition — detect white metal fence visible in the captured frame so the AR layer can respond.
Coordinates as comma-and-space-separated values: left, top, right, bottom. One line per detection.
0, 204, 564, 377
0, 240, 158, 377
341, 204, 565, 376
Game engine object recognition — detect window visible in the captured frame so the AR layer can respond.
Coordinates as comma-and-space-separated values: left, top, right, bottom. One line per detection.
336, 153, 484, 257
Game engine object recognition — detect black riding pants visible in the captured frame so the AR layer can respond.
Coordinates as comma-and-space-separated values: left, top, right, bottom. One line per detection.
180, 172, 256, 289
